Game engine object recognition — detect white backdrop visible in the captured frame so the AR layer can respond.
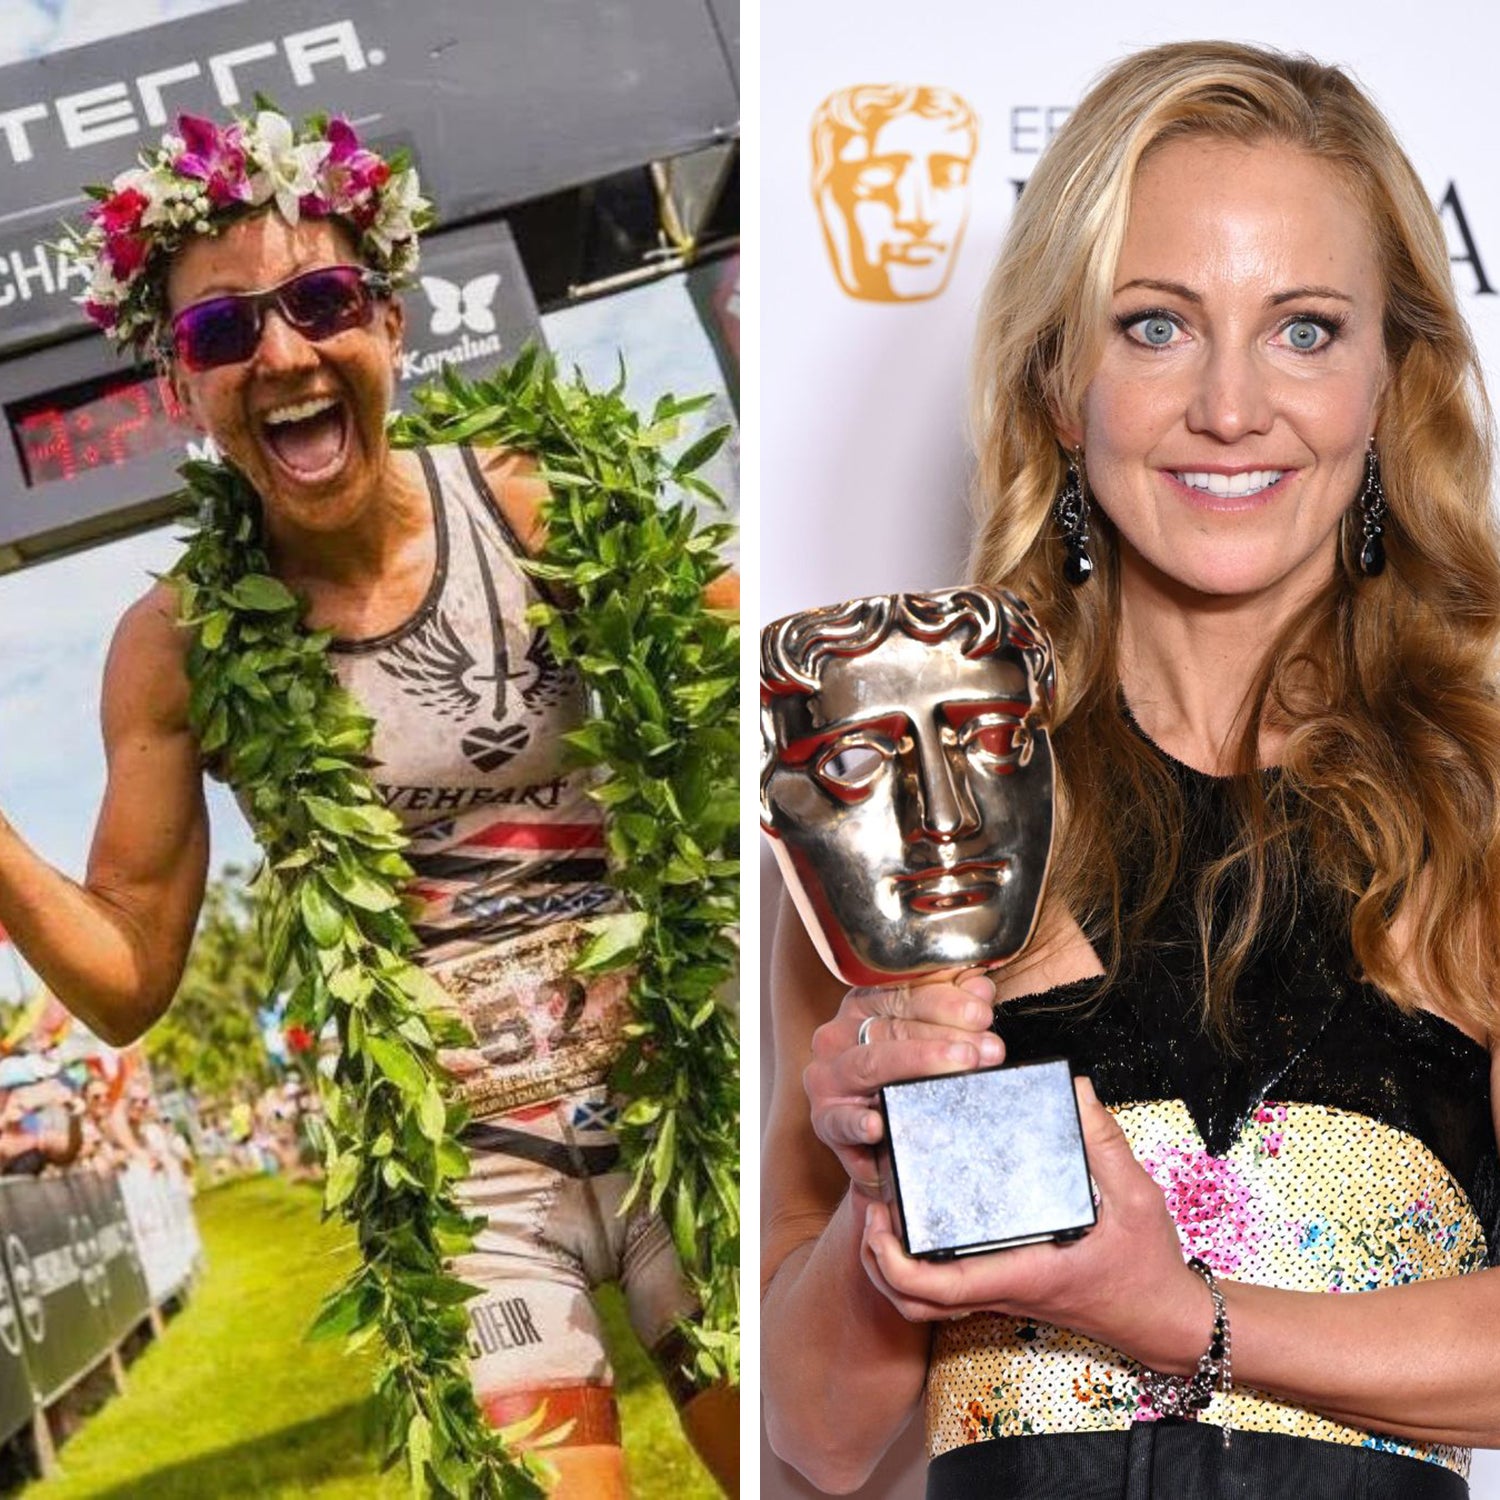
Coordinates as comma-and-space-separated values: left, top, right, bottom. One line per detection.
759, 3, 1500, 1496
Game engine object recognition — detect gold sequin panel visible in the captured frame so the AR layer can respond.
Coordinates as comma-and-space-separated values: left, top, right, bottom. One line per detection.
926, 1099, 1485, 1476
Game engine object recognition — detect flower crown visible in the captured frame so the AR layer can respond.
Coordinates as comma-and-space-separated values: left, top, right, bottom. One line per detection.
66, 106, 433, 354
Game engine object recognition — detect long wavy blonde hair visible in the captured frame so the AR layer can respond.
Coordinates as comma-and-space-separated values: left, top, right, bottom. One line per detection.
969, 40, 1500, 1037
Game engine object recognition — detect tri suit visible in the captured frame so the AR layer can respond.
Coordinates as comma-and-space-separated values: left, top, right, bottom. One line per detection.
327, 443, 696, 1441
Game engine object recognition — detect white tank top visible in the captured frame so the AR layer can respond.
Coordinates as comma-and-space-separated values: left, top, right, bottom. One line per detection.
328, 445, 615, 966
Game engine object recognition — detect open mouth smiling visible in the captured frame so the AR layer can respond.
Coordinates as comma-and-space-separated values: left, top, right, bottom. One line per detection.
1164, 468, 1294, 504
259, 393, 351, 484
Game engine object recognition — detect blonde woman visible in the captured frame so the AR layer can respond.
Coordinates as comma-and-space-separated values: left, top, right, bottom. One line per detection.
765, 41, 1500, 1498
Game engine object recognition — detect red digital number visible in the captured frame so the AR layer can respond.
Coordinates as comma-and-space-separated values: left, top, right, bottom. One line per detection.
18, 407, 75, 484
102, 380, 155, 466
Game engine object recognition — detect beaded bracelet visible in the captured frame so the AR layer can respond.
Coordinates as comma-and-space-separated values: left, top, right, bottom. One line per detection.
1138, 1256, 1232, 1444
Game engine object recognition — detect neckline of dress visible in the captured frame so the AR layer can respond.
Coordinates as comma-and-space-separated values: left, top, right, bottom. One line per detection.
1096, 699, 1488, 1062
1119, 698, 1282, 785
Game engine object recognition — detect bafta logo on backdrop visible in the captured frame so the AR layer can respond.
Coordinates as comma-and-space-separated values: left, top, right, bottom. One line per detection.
811, 84, 980, 303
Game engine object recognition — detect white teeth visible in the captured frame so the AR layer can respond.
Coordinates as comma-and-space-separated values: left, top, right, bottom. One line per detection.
1173, 469, 1285, 497
263, 396, 339, 427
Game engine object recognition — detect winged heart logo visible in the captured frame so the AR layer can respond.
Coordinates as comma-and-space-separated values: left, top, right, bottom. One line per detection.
421, 273, 502, 336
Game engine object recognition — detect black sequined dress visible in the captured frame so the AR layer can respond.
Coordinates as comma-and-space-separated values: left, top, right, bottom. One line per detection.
925, 738, 1498, 1500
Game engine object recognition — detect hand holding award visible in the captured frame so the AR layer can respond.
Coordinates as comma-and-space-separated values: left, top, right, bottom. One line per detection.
761, 587, 1094, 1257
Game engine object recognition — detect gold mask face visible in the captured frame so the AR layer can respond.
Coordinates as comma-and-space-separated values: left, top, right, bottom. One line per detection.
810, 84, 980, 303
761, 588, 1056, 985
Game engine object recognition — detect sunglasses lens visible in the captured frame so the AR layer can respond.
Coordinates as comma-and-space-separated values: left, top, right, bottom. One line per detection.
172, 299, 260, 372
280, 266, 373, 339
171, 267, 378, 370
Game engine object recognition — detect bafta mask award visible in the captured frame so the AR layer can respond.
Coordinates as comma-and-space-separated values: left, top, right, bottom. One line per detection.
760, 585, 1057, 985
761, 586, 1094, 1257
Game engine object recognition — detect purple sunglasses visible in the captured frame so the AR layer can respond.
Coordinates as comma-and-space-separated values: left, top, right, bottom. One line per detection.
168, 264, 392, 373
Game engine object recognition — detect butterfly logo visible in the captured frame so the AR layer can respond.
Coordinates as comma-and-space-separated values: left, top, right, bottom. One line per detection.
421, 274, 501, 336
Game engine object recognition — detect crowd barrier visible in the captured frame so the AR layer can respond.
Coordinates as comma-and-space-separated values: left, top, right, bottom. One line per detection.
0, 1168, 200, 1463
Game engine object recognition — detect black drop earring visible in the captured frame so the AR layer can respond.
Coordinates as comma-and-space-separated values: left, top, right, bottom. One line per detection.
1358, 444, 1386, 578
1054, 450, 1093, 585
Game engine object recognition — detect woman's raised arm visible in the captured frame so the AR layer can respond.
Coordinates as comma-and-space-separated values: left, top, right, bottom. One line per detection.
0, 583, 208, 1046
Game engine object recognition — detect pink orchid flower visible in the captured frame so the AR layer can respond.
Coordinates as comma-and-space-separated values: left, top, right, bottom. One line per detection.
323, 117, 392, 208
173, 113, 251, 208
325, 116, 362, 164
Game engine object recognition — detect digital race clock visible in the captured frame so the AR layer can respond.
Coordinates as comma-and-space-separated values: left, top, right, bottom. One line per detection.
9, 370, 183, 489
0, 336, 190, 571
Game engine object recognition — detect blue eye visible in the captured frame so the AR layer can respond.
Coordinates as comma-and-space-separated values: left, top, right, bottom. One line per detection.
1284, 318, 1330, 351
1128, 315, 1178, 347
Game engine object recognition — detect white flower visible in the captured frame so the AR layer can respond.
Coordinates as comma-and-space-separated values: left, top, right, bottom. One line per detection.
368, 168, 426, 259
87, 252, 127, 302
245, 110, 330, 223
168, 198, 200, 228
245, 171, 274, 209
139, 166, 185, 228
111, 166, 153, 196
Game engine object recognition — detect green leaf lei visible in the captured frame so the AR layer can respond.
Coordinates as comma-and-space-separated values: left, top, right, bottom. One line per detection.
168, 351, 739, 1497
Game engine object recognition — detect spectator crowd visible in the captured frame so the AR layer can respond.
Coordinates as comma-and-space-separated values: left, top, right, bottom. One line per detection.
0, 987, 325, 1191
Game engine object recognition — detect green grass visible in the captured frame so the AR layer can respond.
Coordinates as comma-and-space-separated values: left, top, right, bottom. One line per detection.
19, 1176, 717, 1499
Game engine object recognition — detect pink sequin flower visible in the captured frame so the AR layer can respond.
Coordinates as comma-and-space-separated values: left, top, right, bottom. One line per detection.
1255, 1102, 1287, 1156
1142, 1143, 1263, 1275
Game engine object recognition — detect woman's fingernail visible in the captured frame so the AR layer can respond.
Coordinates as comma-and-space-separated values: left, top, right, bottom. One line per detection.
959, 974, 995, 1000
979, 1033, 1003, 1063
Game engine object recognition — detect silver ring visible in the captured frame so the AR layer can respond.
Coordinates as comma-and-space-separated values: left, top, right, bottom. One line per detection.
857, 1016, 878, 1047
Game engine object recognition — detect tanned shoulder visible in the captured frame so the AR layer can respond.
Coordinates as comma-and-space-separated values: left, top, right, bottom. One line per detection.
475, 445, 548, 556
104, 581, 193, 738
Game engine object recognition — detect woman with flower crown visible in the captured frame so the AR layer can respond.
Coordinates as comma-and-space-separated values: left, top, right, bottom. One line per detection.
0, 107, 738, 1498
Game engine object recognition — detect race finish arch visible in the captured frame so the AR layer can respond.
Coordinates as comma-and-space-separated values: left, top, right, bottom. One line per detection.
0, 0, 740, 571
